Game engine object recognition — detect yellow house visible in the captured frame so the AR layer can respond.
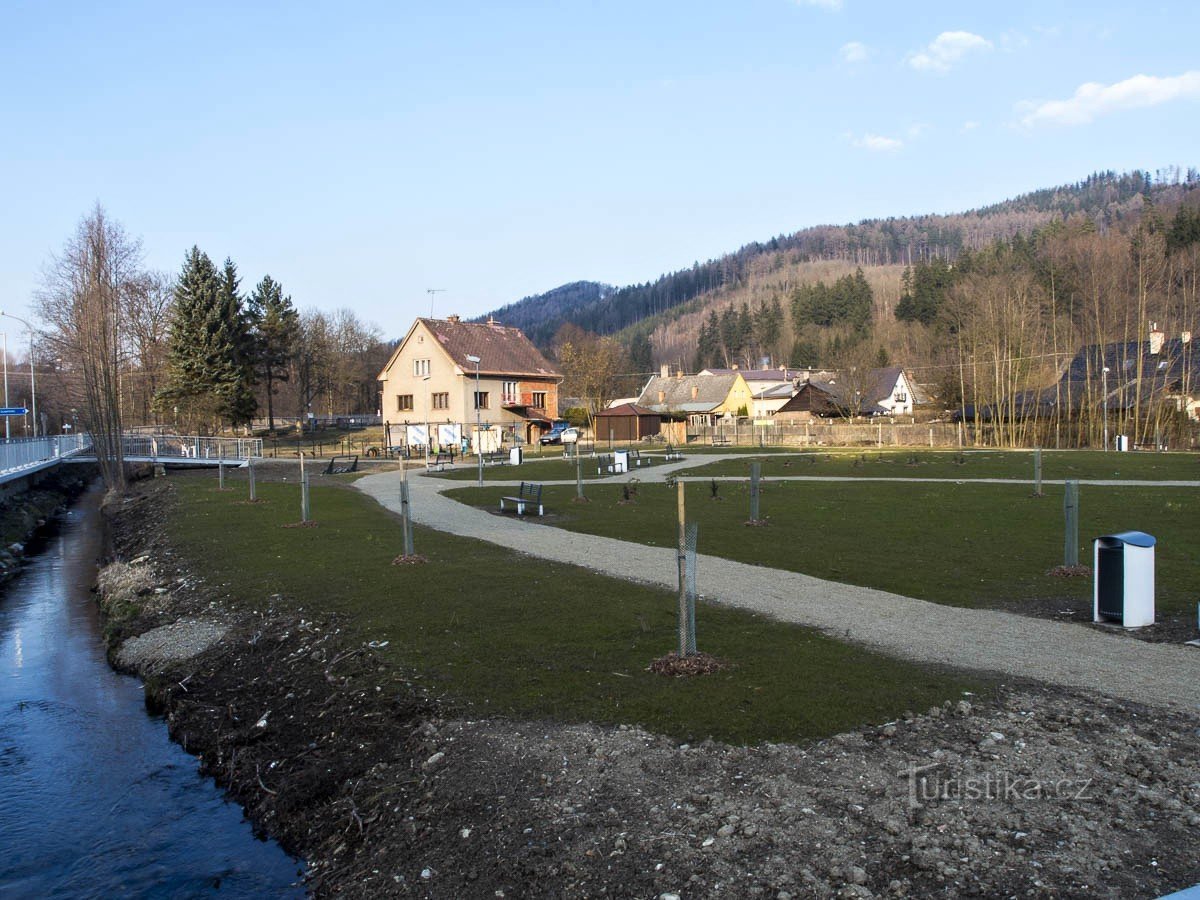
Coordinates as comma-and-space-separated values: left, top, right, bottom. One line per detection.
377, 316, 562, 451
635, 369, 755, 424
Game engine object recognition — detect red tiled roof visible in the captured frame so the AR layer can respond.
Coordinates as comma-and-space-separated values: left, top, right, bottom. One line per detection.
420, 317, 560, 379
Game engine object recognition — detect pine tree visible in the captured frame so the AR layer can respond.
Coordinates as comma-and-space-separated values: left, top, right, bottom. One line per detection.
248, 275, 300, 433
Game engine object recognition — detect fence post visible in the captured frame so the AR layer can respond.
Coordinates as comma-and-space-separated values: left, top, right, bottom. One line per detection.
749, 461, 761, 522
1033, 448, 1043, 497
1063, 479, 1079, 566
218, 460, 225, 490
400, 464, 414, 557
248, 457, 257, 501
575, 445, 584, 500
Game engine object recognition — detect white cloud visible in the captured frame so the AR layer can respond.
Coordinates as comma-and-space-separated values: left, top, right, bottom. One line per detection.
961, 120, 980, 132
1020, 70, 1200, 127
907, 31, 992, 74
851, 133, 903, 152
795, 0, 842, 10
839, 41, 869, 63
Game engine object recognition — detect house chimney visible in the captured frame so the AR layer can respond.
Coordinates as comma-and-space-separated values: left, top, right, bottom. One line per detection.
447, 314, 460, 323
691, 385, 698, 400
658, 390, 666, 404
660, 364, 669, 378
1149, 326, 1165, 355
731, 363, 739, 370
676, 369, 683, 379
487, 315, 496, 326
1183, 331, 1192, 345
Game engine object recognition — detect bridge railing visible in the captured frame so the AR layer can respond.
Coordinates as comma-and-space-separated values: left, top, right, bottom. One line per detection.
120, 435, 263, 461
0, 434, 91, 474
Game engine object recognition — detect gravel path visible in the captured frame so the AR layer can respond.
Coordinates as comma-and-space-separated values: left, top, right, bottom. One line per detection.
356, 460, 1200, 713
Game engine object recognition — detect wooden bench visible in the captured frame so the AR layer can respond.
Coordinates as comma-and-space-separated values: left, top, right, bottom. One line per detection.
426, 451, 454, 472
664, 444, 684, 461
500, 481, 543, 516
711, 435, 731, 447
483, 450, 507, 466
628, 449, 649, 467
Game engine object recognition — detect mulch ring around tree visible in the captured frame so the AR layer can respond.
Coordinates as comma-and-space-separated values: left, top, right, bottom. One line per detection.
648, 651, 732, 677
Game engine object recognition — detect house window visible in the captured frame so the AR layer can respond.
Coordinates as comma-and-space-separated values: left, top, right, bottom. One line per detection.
894, 393, 907, 404
413, 358, 430, 377
474, 391, 489, 410
531, 391, 547, 409
502, 381, 518, 404
397, 394, 414, 412
432, 392, 449, 410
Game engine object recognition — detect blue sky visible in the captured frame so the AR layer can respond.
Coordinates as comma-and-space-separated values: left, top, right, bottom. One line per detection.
2, 1, 1198, 338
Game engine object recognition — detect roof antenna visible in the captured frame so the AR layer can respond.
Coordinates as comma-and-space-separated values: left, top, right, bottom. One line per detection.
426, 288, 446, 318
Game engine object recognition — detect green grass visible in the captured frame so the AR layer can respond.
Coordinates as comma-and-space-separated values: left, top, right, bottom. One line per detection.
164, 477, 982, 744
445, 479, 1200, 615
685, 448, 1200, 481
433, 456, 610, 481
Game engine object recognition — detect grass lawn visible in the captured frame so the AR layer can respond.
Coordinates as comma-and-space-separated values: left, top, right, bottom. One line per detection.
432, 453, 678, 482
164, 476, 982, 744
685, 449, 1200, 482
445, 479, 1200, 616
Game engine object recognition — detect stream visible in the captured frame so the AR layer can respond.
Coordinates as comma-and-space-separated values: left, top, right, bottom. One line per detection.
0, 485, 305, 897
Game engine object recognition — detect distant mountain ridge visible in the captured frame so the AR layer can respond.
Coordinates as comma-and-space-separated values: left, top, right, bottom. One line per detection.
484, 169, 1199, 349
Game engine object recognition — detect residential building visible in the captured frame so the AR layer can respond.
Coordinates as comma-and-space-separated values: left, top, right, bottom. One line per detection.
775, 367, 916, 420
377, 316, 562, 451
635, 368, 755, 425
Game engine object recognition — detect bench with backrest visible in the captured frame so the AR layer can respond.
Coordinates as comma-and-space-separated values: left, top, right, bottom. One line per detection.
483, 450, 507, 466
664, 444, 684, 461
499, 481, 544, 516
628, 448, 649, 467
596, 453, 613, 476
426, 451, 454, 472
711, 434, 731, 446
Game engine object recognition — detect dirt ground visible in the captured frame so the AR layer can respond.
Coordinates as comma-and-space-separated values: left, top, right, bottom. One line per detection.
97, 474, 1200, 898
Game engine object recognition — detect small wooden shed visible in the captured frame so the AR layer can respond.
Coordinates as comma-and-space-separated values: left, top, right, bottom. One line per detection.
594, 403, 662, 442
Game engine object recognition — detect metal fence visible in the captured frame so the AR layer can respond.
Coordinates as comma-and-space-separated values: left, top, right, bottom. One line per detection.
0, 434, 91, 475
119, 434, 263, 461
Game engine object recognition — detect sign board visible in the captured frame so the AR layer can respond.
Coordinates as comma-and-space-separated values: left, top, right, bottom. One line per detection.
0, 407, 27, 416
438, 424, 462, 447
407, 424, 428, 446
753, 419, 772, 427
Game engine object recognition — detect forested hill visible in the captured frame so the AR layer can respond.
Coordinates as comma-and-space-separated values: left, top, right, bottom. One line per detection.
485, 169, 1198, 349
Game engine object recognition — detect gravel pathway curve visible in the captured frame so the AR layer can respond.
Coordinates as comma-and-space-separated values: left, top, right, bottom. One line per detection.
356, 459, 1200, 713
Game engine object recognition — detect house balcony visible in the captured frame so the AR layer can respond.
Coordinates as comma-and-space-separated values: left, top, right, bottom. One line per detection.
501, 391, 548, 409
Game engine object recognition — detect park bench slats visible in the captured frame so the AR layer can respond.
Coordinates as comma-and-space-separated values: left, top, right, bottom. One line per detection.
499, 481, 544, 516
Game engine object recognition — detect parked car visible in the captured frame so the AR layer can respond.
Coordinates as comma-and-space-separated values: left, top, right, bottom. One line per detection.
539, 421, 571, 445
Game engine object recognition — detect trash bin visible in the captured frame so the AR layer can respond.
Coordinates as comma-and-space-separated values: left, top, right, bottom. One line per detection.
509, 447, 523, 466
1093, 531, 1155, 627
1115, 435, 1129, 452
613, 450, 629, 474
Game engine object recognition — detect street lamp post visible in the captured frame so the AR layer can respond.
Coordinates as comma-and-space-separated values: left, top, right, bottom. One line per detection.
1, 332, 8, 441
466, 355, 482, 487
0, 312, 37, 438
1102, 366, 1110, 451
422, 375, 432, 466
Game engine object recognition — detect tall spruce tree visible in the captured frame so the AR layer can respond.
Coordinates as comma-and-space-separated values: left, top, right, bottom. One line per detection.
158, 248, 257, 429
248, 275, 300, 432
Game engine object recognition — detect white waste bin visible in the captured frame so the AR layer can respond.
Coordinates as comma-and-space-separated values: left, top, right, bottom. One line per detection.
613, 450, 629, 474
1115, 435, 1129, 452
1093, 531, 1155, 627
509, 447, 523, 466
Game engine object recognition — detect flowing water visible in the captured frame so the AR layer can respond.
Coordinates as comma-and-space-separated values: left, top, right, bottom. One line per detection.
0, 486, 305, 898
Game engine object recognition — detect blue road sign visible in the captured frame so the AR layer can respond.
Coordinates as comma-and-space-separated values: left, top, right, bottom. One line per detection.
0, 407, 28, 416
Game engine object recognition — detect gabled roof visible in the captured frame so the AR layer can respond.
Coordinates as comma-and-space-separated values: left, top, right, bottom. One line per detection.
701, 367, 808, 382
636, 373, 742, 413
596, 403, 659, 418
378, 317, 561, 381
862, 366, 906, 404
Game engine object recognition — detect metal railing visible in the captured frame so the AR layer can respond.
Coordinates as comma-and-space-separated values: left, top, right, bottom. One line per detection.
119, 434, 263, 461
0, 434, 90, 480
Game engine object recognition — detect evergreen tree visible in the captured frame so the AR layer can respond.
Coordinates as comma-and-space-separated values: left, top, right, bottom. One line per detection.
895, 257, 954, 326
157, 247, 257, 429
248, 274, 300, 432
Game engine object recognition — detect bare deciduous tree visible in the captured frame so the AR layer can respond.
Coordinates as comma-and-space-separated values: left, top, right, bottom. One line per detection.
36, 205, 142, 492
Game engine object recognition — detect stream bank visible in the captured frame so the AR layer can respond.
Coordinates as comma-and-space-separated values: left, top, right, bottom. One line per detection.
98, 472, 1200, 898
